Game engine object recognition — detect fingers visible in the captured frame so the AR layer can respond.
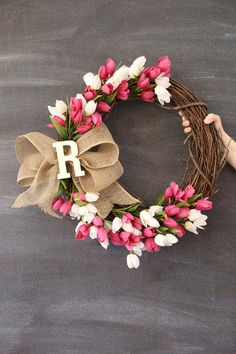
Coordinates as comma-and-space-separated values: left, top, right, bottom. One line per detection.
184, 127, 192, 134
204, 113, 220, 124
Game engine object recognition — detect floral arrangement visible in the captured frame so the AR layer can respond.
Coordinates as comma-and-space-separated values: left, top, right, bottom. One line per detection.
13, 55, 225, 269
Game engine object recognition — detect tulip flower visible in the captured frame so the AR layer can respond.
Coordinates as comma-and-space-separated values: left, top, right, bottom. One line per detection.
143, 227, 155, 237
98, 65, 108, 79
105, 58, 116, 75
93, 216, 103, 227
89, 225, 98, 239
52, 197, 64, 211
97, 101, 111, 112
101, 83, 114, 94
48, 100, 67, 119
106, 65, 130, 89
112, 217, 123, 232
140, 89, 155, 102
196, 199, 212, 210
117, 80, 130, 100
155, 81, 171, 105
84, 100, 97, 115
77, 124, 92, 134
97, 226, 107, 242
83, 72, 101, 90
85, 192, 99, 202
140, 210, 160, 228
91, 112, 102, 126
163, 217, 178, 228
176, 207, 189, 219
129, 56, 146, 78
149, 205, 163, 215
137, 76, 150, 90
84, 87, 97, 100
59, 201, 72, 215
165, 205, 180, 216
156, 55, 171, 77
154, 233, 178, 247
127, 253, 140, 269
145, 238, 160, 253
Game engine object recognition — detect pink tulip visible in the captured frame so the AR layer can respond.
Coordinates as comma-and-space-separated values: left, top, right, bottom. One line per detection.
176, 225, 186, 238
71, 110, 83, 123
165, 205, 180, 217
145, 238, 160, 253
91, 112, 102, 126
117, 80, 130, 100
144, 66, 160, 79
176, 207, 189, 219
76, 224, 89, 240
170, 181, 179, 196
77, 124, 92, 134
184, 184, 195, 199
93, 216, 103, 227
140, 89, 154, 102
120, 231, 130, 243
122, 212, 134, 224
156, 55, 171, 77
196, 199, 212, 210
53, 115, 66, 126
109, 231, 123, 246
59, 201, 72, 215
132, 217, 142, 230
97, 226, 107, 242
52, 198, 64, 211
70, 97, 83, 111
163, 217, 178, 228
164, 186, 173, 199
137, 76, 150, 90
97, 101, 111, 112
84, 87, 97, 100
101, 83, 114, 94
98, 65, 108, 79
105, 58, 116, 75
143, 227, 155, 237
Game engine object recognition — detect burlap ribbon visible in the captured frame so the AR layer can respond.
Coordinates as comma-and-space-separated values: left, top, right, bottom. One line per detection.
12, 124, 138, 218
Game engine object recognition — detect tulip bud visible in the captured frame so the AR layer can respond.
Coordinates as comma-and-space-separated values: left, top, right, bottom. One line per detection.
196, 199, 212, 210
97, 101, 111, 112
52, 198, 64, 211
105, 58, 116, 75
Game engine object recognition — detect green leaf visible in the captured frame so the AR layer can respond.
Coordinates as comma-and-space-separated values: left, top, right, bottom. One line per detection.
74, 197, 87, 207
60, 179, 69, 190
169, 227, 179, 234
153, 193, 165, 206
50, 117, 68, 140
187, 193, 202, 204
157, 226, 169, 233
127, 203, 140, 212
177, 201, 190, 207
55, 183, 65, 196
104, 92, 116, 104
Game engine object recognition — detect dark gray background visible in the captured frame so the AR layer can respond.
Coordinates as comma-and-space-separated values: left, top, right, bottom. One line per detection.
1, 0, 235, 353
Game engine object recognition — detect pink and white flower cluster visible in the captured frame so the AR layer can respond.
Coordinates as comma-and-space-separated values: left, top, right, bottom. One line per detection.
52, 181, 212, 270
47, 55, 172, 136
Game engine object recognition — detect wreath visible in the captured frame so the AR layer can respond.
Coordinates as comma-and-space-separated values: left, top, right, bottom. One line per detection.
13, 56, 226, 269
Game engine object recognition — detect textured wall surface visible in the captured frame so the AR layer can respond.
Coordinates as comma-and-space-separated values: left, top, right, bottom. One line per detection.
1, 1, 236, 353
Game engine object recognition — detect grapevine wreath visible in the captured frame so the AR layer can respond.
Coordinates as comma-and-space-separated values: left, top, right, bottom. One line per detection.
13, 56, 227, 269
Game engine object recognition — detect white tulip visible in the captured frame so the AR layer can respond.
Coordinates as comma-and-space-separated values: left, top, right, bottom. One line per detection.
69, 204, 81, 219
84, 100, 97, 115
83, 212, 95, 224
129, 56, 146, 78
106, 65, 130, 89
89, 225, 98, 239
100, 237, 109, 250
184, 221, 198, 234
85, 192, 99, 202
132, 227, 142, 236
76, 93, 86, 109
48, 99, 67, 120
155, 75, 171, 89
83, 72, 101, 90
187, 209, 208, 231
112, 217, 123, 232
133, 242, 145, 256
86, 203, 98, 214
140, 210, 160, 228
122, 222, 133, 232
155, 85, 171, 105
155, 233, 178, 247
149, 205, 163, 216
140, 210, 152, 227
127, 253, 140, 269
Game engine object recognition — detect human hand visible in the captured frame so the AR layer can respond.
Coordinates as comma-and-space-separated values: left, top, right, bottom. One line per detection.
179, 112, 224, 134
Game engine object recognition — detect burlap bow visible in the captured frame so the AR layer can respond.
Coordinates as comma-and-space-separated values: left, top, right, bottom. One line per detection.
12, 124, 138, 218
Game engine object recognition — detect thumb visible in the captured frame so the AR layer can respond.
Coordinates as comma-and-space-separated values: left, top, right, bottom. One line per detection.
204, 114, 215, 124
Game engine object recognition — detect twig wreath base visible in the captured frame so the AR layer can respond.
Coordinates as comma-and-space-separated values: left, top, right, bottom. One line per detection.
13, 56, 227, 269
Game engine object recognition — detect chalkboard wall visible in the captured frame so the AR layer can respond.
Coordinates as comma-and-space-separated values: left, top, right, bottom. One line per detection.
1, 1, 235, 353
